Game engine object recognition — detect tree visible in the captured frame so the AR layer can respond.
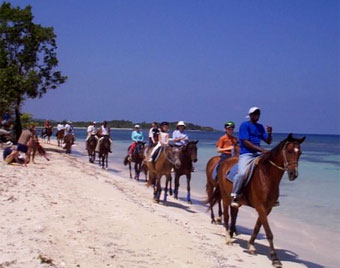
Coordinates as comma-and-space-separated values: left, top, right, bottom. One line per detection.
0, 2, 67, 141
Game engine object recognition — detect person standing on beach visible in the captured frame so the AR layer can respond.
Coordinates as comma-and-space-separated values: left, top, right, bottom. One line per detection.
148, 122, 160, 146
230, 107, 272, 207
17, 124, 35, 166
127, 124, 144, 161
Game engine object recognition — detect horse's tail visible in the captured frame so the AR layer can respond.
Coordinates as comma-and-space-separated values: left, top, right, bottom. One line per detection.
205, 185, 221, 207
146, 170, 155, 187
123, 156, 129, 166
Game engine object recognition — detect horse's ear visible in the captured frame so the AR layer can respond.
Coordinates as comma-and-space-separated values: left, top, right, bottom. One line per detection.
194, 140, 199, 144
298, 136, 306, 144
287, 133, 294, 141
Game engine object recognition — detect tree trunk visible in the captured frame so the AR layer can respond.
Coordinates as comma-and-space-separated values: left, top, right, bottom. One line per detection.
14, 101, 22, 143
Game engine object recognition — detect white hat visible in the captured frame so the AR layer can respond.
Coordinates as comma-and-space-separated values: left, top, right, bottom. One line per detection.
248, 107, 260, 114
5, 141, 13, 148
177, 121, 186, 127
93, 121, 97, 124
134, 124, 140, 128
68, 121, 72, 124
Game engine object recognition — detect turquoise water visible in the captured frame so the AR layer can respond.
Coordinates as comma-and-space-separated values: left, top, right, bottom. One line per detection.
65, 128, 340, 234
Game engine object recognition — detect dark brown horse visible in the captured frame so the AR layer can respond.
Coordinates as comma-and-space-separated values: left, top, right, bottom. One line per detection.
145, 145, 179, 203
209, 133, 305, 268
98, 136, 110, 169
56, 129, 65, 147
173, 141, 198, 204
206, 155, 223, 224
63, 133, 74, 154
87, 135, 98, 163
41, 127, 52, 143
124, 141, 146, 180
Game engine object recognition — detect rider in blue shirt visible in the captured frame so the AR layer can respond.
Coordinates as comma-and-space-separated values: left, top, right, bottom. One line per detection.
128, 125, 144, 160
231, 107, 273, 207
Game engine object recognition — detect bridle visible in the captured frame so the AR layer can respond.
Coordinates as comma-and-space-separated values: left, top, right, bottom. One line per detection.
269, 141, 299, 171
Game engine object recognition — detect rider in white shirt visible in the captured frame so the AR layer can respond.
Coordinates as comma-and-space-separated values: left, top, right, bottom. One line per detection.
86, 121, 97, 141
96, 121, 112, 153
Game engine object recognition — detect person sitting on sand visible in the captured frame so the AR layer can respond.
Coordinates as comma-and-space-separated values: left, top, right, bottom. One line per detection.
96, 121, 112, 153
127, 124, 144, 161
148, 121, 170, 162
214, 121, 239, 178
2, 141, 24, 165
17, 125, 35, 166
230, 107, 273, 208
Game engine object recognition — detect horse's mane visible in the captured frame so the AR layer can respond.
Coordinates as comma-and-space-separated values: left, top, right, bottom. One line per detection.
260, 138, 288, 164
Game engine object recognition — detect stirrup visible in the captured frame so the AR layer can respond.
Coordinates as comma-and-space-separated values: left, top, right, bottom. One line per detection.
231, 197, 240, 208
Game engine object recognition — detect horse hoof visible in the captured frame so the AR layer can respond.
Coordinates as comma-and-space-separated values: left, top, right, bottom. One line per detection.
272, 260, 282, 268
169, 189, 173, 196
216, 217, 222, 224
188, 200, 192, 205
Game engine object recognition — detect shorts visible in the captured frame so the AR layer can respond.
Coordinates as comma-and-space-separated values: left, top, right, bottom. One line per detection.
17, 143, 28, 153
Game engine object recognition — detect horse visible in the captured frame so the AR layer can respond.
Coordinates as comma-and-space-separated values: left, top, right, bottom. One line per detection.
205, 155, 223, 224
173, 141, 198, 204
124, 141, 146, 180
63, 133, 74, 154
145, 145, 180, 203
87, 135, 98, 163
41, 127, 52, 143
98, 136, 110, 169
56, 129, 65, 147
209, 133, 305, 268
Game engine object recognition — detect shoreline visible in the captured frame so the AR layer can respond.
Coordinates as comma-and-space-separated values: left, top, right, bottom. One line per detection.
0, 141, 337, 267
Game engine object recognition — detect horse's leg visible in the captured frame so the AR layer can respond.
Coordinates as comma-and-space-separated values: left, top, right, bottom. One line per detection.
156, 177, 161, 203
206, 182, 216, 224
163, 175, 169, 203
222, 197, 232, 245
230, 206, 239, 237
136, 162, 140, 180
174, 173, 179, 199
248, 217, 262, 255
217, 198, 223, 224
106, 154, 108, 169
256, 208, 281, 267
168, 173, 173, 196
128, 162, 132, 179
186, 173, 192, 204
134, 162, 139, 180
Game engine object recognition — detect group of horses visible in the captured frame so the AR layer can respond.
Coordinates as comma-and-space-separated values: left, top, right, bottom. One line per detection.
125, 134, 305, 268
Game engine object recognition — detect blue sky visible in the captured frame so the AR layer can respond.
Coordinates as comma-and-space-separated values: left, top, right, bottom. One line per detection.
8, 0, 339, 134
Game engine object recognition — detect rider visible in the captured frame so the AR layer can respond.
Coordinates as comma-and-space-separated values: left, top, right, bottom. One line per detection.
230, 107, 273, 207
64, 121, 75, 145
214, 121, 239, 178
86, 121, 98, 149
57, 122, 64, 133
96, 121, 112, 153
172, 121, 189, 146
148, 122, 160, 146
148, 121, 170, 162
128, 124, 144, 161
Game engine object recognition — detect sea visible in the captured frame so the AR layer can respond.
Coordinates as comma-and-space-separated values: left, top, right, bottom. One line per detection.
41, 128, 340, 267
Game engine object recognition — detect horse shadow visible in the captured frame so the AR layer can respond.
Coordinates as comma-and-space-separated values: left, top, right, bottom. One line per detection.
230, 227, 325, 268
162, 200, 197, 214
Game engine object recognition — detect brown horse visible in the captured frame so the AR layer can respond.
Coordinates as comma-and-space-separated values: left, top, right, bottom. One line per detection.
124, 141, 146, 180
63, 133, 74, 154
205, 155, 223, 224
87, 135, 98, 163
173, 141, 198, 204
145, 145, 179, 203
209, 133, 305, 268
98, 136, 110, 169
56, 129, 65, 147
41, 127, 52, 143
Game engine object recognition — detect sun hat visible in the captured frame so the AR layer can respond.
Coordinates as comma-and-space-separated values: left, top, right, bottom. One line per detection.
134, 124, 140, 128
177, 121, 186, 127
225, 121, 235, 129
5, 141, 13, 148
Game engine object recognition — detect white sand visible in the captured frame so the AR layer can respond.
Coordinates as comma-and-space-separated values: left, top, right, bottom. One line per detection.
0, 142, 325, 267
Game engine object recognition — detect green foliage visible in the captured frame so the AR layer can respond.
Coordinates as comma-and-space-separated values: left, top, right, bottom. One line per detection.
0, 2, 67, 139
20, 112, 34, 128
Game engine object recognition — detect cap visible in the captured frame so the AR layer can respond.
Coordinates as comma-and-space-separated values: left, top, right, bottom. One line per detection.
134, 124, 140, 128
93, 121, 97, 124
5, 141, 13, 148
225, 121, 235, 129
177, 121, 186, 127
246, 107, 260, 118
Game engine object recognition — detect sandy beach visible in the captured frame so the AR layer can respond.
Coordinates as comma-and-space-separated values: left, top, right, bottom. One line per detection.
0, 142, 328, 268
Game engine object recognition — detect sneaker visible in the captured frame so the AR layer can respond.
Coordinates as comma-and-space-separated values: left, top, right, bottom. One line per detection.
231, 197, 240, 208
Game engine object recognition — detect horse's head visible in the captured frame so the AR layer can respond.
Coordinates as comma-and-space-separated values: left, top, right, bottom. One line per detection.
136, 141, 146, 158
282, 133, 306, 181
184, 140, 198, 163
169, 144, 182, 169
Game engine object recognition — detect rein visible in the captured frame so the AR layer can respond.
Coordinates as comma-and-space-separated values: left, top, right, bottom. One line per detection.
163, 146, 177, 165
269, 141, 298, 171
